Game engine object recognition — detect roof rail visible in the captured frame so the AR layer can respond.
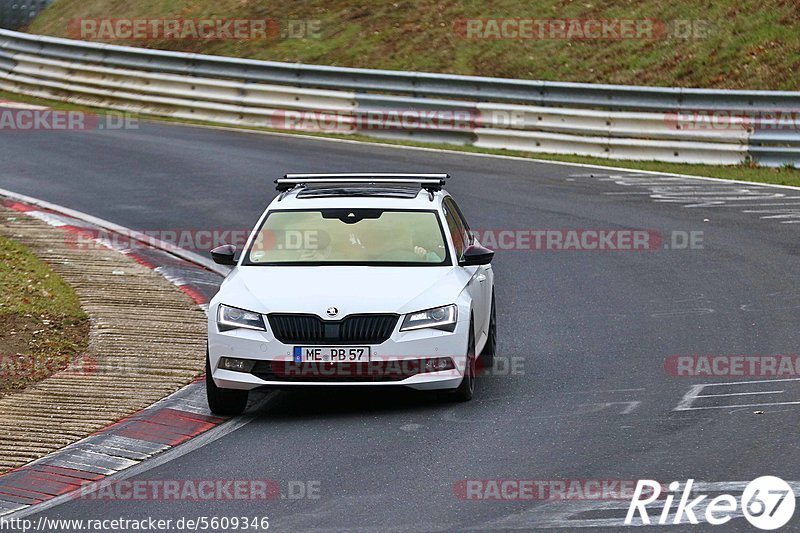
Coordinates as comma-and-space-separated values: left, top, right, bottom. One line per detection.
275, 173, 449, 193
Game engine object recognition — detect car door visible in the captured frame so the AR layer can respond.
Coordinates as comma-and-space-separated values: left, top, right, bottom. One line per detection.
443, 197, 490, 344
451, 197, 492, 341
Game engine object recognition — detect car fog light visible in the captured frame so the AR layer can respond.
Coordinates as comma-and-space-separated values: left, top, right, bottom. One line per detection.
219, 357, 256, 373
424, 357, 455, 373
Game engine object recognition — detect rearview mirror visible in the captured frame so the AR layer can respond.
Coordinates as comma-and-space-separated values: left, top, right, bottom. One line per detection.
211, 244, 237, 266
459, 244, 494, 266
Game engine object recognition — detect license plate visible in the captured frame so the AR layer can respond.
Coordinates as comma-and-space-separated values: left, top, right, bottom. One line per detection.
293, 346, 371, 363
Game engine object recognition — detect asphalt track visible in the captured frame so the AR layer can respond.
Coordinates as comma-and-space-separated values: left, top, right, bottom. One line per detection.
3, 120, 800, 531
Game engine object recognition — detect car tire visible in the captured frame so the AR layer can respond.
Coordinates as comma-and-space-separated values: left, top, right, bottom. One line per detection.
206, 350, 248, 416
450, 318, 476, 402
479, 293, 496, 370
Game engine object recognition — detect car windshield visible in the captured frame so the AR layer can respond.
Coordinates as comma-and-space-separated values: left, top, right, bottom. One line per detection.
244, 209, 450, 266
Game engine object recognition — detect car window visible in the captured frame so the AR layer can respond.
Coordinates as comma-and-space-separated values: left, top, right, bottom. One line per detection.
447, 197, 472, 239
245, 209, 451, 266
443, 198, 471, 259
443, 202, 467, 260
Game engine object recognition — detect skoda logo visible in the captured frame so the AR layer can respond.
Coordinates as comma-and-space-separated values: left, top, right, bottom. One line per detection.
326, 307, 339, 317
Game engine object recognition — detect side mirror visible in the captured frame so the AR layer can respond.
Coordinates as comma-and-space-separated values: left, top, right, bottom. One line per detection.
459, 244, 494, 266
211, 244, 237, 266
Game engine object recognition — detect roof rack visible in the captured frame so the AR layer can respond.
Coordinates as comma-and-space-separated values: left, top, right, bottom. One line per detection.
275, 173, 449, 193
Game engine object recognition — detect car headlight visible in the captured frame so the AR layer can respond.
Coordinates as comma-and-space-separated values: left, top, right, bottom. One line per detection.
217, 304, 266, 332
400, 304, 457, 332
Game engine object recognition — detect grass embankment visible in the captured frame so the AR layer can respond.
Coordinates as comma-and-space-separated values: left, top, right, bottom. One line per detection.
28, 0, 800, 90
0, 233, 89, 396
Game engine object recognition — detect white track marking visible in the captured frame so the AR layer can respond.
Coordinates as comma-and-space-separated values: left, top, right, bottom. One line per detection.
583, 171, 800, 225
578, 401, 641, 415
675, 378, 800, 411
696, 391, 783, 398
572, 388, 646, 394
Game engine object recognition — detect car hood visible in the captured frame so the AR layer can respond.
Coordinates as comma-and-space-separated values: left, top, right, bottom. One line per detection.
218, 265, 469, 317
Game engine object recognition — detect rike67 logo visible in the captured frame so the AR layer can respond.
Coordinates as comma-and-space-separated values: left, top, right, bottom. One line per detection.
626, 476, 795, 529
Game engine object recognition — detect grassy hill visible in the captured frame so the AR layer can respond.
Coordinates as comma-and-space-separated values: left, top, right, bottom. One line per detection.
27, 0, 800, 90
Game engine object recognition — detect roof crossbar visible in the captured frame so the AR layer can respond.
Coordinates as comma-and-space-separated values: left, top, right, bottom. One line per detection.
275, 173, 449, 193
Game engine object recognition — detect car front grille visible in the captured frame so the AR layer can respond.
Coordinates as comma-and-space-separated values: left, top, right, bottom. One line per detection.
267, 313, 398, 345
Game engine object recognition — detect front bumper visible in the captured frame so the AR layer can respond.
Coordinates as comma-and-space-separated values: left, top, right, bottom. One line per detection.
208, 314, 470, 391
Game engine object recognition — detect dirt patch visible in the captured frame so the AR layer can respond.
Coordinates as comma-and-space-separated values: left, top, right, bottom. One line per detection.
0, 231, 90, 397
0, 313, 89, 396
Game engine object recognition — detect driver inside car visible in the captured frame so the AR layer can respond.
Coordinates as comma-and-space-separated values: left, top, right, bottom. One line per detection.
349, 223, 442, 262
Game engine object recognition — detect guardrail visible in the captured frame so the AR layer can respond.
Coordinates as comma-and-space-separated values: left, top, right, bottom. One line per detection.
0, 28, 797, 166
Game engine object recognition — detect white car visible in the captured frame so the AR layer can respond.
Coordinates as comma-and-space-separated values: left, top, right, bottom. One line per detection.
206, 174, 496, 415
